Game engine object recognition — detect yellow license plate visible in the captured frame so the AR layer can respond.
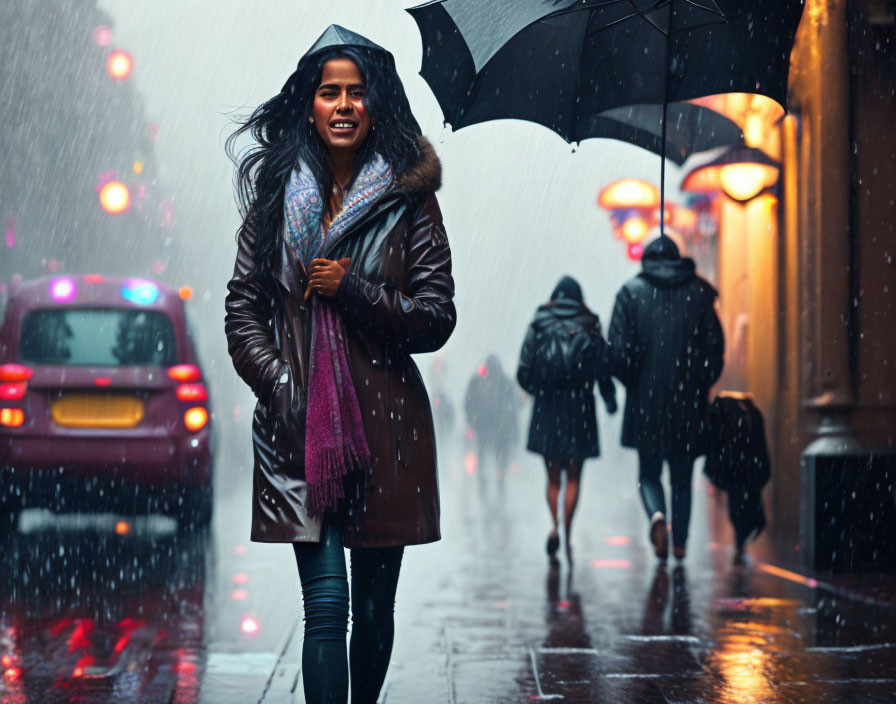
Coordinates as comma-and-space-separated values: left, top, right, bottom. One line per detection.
51, 394, 145, 429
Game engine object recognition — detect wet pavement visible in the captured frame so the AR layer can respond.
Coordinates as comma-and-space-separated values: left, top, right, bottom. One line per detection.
2, 430, 896, 703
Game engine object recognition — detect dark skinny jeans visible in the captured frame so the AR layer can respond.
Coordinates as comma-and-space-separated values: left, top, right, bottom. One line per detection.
637, 449, 696, 548
293, 516, 404, 704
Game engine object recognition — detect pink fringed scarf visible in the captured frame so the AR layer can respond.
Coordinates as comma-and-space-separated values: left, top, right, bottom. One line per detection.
284, 155, 393, 515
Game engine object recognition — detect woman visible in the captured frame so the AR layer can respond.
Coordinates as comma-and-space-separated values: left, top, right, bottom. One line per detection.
224, 25, 455, 703
516, 277, 615, 566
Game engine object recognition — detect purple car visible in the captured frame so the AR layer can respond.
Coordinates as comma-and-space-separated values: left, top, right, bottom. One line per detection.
0, 275, 213, 532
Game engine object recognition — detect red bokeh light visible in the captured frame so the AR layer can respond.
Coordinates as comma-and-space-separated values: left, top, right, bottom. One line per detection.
92, 25, 112, 46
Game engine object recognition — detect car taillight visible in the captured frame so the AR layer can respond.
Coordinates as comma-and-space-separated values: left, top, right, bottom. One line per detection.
0, 408, 24, 427
0, 364, 33, 382
176, 383, 207, 402
167, 364, 201, 382
0, 383, 26, 400
184, 407, 208, 432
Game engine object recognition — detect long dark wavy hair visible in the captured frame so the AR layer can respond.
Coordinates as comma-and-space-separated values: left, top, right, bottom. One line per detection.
226, 46, 422, 285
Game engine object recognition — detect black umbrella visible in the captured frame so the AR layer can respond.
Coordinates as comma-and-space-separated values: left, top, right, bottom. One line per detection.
408, 0, 804, 234
588, 103, 742, 166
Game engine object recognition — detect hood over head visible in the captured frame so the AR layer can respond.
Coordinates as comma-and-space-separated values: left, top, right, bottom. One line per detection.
550, 276, 583, 304
282, 25, 394, 91
639, 236, 698, 288
536, 276, 587, 320
642, 236, 680, 262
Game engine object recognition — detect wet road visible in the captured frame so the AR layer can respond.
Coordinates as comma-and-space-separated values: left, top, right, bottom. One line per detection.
2, 424, 896, 703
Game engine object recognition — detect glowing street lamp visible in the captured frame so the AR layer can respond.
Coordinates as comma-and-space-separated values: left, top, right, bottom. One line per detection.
99, 181, 130, 214
106, 50, 134, 80
681, 146, 779, 203
598, 179, 662, 259
598, 179, 660, 211
621, 215, 649, 244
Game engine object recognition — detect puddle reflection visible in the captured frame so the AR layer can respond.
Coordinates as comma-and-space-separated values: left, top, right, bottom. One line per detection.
0, 517, 209, 703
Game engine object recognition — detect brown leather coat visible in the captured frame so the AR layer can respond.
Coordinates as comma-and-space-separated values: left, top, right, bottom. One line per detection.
224, 139, 455, 547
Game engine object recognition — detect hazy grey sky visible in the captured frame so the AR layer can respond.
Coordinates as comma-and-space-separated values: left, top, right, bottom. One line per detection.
98, 0, 673, 394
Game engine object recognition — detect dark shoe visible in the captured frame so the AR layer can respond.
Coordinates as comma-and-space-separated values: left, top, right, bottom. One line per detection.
650, 512, 668, 561
547, 533, 560, 567
673, 545, 686, 561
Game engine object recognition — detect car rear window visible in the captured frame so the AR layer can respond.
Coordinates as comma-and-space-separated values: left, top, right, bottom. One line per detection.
19, 308, 177, 366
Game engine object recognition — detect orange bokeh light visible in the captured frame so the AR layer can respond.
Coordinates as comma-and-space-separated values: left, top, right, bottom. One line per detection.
106, 50, 134, 80
598, 178, 660, 210
115, 521, 131, 535
183, 407, 208, 432
178, 285, 194, 300
99, 181, 130, 214
621, 215, 649, 244
0, 408, 24, 427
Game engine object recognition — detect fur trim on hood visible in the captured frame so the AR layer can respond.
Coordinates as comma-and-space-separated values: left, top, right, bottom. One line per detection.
396, 136, 442, 194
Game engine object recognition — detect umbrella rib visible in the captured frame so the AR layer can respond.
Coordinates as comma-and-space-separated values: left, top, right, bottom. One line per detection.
583, 12, 645, 37
623, 0, 670, 38
675, 19, 729, 34
543, 0, 669, 40
681, 0, 726, 18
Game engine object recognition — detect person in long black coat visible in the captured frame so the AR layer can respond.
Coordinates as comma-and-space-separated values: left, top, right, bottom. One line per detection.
517, 276, 616, 565
608, 237, 724, 561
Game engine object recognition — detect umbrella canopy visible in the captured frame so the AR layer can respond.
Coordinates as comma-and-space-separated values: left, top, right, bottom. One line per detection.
587, 103, 743, 165
408, 0, 804, 233
409, 0, 803, 125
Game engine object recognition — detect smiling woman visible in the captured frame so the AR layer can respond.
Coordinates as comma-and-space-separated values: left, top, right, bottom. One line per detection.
223, 24, 455, 704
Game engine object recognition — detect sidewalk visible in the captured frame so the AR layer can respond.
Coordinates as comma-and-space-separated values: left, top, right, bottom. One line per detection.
251, 444, 896, 704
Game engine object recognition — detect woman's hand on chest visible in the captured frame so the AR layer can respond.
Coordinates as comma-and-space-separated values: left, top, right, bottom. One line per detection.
305, 257, 352, 301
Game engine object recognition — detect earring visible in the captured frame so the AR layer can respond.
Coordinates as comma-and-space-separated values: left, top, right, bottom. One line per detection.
308, 116, 314, 124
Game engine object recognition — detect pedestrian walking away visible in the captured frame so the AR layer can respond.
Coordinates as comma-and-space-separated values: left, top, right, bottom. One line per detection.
517, 276, 616, 566
224, 24, 456, 704
464, 354, 520, 493
608, 237, 723, 562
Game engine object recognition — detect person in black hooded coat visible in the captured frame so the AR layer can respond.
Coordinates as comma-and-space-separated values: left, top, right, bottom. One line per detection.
608, 237, 724, 562
517, 276, 616, 564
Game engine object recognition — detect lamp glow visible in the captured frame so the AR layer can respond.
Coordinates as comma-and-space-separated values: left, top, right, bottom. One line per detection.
106, 50, 134, 80
681, 146, 780, 203
598, 179, 660, 210
621, 216, 649, 244
719, 163, 775, 202
99, 181, 131, 214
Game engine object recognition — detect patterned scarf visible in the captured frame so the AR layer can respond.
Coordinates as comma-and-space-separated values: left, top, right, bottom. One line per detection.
284, 154, 393, 515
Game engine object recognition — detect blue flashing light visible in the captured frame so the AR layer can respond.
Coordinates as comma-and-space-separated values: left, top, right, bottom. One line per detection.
121, 279, 159, 305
